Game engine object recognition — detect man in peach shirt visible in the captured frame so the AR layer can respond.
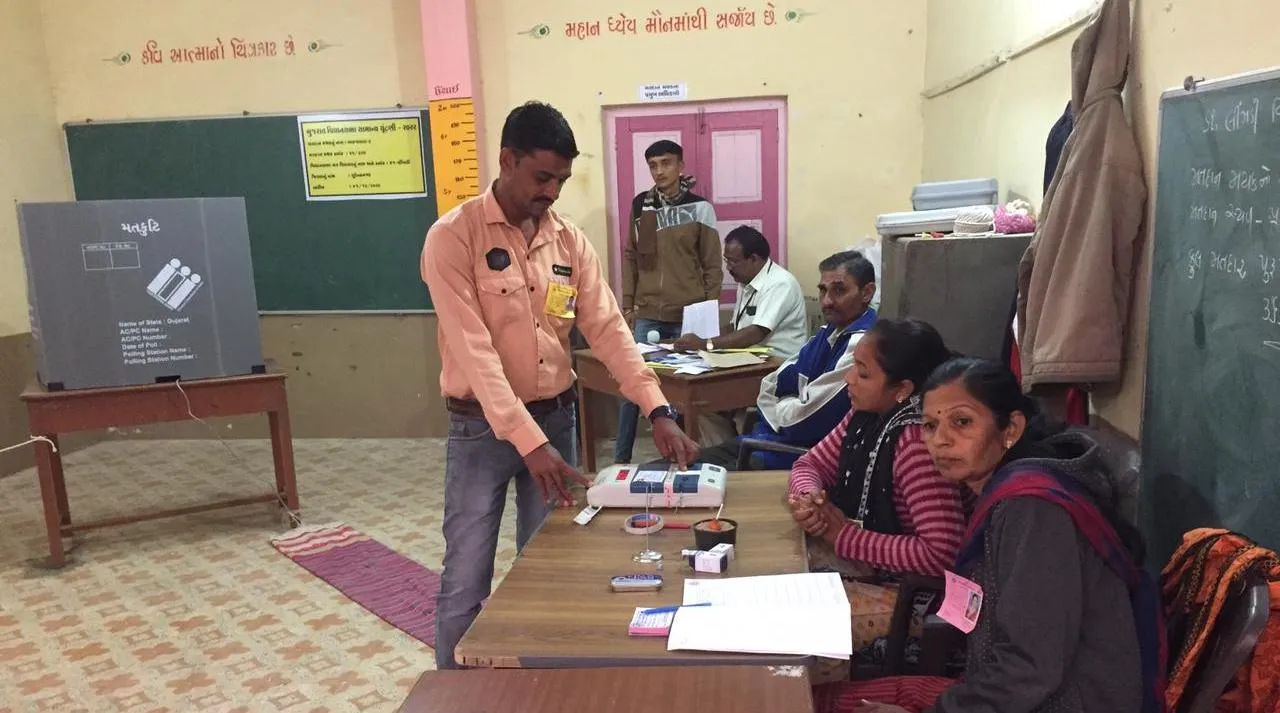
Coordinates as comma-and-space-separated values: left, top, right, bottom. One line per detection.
421, 101, 699, 670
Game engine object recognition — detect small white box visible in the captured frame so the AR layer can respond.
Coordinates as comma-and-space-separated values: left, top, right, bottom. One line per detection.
709, 543, 735, 562
684, 548, 729, 574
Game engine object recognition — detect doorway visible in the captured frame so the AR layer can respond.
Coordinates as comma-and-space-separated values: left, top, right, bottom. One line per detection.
603, 99, 787, 303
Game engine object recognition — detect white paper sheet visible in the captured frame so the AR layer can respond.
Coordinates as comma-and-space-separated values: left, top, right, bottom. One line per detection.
681, 299, 721, 339
635, 342, 664, 355
666, 573, 853, 659
682, 572, 849, 607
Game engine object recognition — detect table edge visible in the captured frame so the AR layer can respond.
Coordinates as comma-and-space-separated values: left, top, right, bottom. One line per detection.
468, 651, 815, 669
21, 371, 288, 401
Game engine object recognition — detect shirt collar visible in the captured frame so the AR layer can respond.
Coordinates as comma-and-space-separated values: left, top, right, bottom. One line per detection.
746, 259, 775, 292
481, 182, 566, 234
841, 307, 877, 335
824, 307, 877, 345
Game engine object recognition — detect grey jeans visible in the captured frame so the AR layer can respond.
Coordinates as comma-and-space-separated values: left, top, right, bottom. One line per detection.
433, 403, 578, 669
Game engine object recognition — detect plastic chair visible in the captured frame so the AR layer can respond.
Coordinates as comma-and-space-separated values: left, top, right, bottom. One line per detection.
735, 437, 808, 471
1177, 579, 1271, 713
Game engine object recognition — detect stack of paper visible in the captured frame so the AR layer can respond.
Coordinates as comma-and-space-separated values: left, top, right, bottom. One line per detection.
697, 350, 765, 369
647, 352, 713, 375
666, 572, 852, 659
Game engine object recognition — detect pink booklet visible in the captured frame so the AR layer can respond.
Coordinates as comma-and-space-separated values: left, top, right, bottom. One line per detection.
627, 607, 677, 636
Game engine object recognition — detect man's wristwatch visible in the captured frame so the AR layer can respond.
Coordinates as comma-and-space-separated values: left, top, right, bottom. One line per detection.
647, 405, 680, 423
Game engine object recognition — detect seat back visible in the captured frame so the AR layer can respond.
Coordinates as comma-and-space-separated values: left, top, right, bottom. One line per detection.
1076, 423, 1141, 525
1178, 580, 1271, 713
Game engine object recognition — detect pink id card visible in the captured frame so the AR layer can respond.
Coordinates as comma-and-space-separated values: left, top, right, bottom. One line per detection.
937, 571, 984, 634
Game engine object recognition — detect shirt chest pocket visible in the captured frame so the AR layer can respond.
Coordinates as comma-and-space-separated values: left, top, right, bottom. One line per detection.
475, 273, 530, 322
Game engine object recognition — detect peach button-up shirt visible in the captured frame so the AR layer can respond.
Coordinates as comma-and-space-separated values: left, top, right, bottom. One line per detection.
421, 186, 667, 457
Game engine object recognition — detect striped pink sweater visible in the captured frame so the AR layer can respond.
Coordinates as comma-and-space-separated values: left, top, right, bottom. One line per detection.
788, 411, 966, 577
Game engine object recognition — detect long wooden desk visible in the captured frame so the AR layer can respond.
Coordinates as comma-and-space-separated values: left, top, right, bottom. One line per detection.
454, 471, 807, 669
396, 666, 814, 713
574, 348, 778, 472
20, 373, 299, 568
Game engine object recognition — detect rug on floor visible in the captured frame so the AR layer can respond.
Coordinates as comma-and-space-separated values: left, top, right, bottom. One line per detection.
271, 522, 441, 648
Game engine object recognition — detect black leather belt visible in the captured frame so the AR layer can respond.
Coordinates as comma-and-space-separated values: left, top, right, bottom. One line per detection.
445, 387, 576, 419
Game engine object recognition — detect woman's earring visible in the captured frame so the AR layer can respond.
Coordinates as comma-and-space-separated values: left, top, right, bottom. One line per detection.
1004, 440, 1014, 449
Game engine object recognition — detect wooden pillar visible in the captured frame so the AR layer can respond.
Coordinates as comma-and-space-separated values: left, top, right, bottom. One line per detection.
420, 0, 484, 215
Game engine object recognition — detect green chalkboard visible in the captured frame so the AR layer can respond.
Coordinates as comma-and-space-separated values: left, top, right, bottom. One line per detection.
1142, 69, 1280, 565
64, 110, 437, 312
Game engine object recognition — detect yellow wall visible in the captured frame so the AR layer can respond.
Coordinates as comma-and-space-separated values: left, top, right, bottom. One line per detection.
922, 0, 1280, 438
925, 0, 1098, 89
474, 0, 928, 286
0, 0, 71, 337
41, 0, 427, 121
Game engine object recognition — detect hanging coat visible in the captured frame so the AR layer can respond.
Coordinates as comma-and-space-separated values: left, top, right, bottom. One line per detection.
1016, 0, 1146, 390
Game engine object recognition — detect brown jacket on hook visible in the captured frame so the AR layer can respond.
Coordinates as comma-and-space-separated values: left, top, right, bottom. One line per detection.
1017, 0, 1146, 390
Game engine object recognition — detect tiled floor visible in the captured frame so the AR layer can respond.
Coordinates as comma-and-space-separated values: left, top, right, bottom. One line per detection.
0, 435, 655, 713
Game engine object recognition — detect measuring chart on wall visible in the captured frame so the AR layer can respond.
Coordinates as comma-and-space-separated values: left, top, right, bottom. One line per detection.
1142, 67, 1280, 564
429, 99, 480, 215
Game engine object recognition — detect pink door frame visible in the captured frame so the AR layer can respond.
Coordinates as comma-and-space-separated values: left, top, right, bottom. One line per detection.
602, 98, 788, 296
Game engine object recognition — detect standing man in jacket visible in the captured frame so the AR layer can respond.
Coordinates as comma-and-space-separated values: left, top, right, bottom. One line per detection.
421, 102, 700, 670
615, 139, 723, 464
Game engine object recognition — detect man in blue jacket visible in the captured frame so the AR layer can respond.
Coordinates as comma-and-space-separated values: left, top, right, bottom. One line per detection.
702, 250, 877, 469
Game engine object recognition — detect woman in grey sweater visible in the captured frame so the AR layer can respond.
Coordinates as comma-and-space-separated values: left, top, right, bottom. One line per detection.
817, 357, 1164, 713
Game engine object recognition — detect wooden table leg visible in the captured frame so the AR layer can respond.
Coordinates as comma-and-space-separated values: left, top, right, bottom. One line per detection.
32, 437, 66, 567
679, 398, 700, 442
579, 388, 597, 474
268, 408, 300, 513
49, 435, 70, 526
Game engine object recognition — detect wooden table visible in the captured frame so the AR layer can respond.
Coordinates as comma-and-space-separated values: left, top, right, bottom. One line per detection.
574, 348, 778, 472
454, 471, 808, 669
20, 372, 299, 568
396, 665, 814, 713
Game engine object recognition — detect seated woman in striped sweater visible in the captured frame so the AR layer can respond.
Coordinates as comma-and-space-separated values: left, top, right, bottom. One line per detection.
787, 317, 967, 677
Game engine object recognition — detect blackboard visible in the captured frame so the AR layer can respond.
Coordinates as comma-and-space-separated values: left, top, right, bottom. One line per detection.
64, 110, 437, 312
1142, 68, 1280, 565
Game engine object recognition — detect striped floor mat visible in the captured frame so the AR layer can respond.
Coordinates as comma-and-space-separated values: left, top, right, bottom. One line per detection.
271, 523, 441, 648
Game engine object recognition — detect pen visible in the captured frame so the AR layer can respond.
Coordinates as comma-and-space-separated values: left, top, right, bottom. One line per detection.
640, 602, 711, 615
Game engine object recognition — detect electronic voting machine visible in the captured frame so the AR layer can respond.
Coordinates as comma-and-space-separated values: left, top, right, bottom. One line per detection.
586, 463, 727, 509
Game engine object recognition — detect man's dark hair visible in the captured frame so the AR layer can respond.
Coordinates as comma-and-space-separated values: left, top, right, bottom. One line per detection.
725, 225, 771, 260
644, 140, 683, 161
500, 101, 579, 160
819, 250, 876, 287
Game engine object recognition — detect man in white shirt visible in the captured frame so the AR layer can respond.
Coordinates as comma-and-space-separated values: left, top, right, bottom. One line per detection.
673, 225, 807, 445
672, 225, 806, 358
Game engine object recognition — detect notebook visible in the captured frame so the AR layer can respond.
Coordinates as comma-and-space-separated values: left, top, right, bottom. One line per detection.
666, 572, 853, 659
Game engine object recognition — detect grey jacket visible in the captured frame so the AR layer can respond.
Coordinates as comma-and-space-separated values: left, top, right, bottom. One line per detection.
930, 432, 1143, 713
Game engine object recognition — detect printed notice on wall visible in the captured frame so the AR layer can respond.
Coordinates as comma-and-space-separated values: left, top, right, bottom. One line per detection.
639, 82, 688, 102
296, 111, 429, 201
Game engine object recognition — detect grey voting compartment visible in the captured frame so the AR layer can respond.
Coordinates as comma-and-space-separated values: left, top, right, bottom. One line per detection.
17, 197, 264, 390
